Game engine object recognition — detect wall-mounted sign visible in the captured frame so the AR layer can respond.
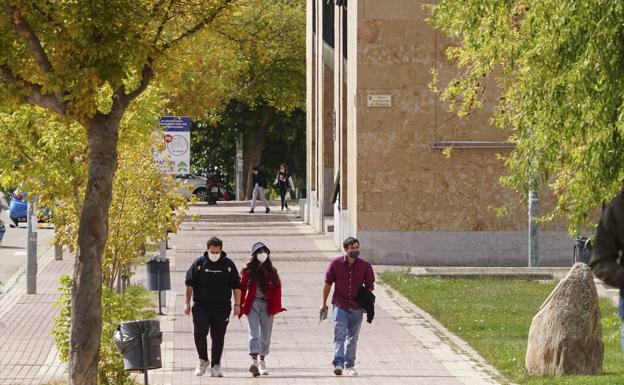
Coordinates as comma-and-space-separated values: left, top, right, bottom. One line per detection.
155, 116, 191, 174
367, 94, 392, 108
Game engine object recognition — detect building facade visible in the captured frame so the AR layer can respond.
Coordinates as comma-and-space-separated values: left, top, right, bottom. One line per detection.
306, 0, 571, 266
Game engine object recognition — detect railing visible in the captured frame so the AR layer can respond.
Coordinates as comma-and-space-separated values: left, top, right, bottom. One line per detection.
430, 141, 516, 149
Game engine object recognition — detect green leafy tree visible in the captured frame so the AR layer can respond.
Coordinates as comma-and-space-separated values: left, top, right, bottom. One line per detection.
0, 93, 186, 385
218, 0, 305, 197
169, 0, 306, 197
103, 139, 187, 291
191, 100, 306, 199
165, 0, 305, 116
191, 117, 238, 185
0, 2, 235, 384
428, 1, 624, 234
0, 107, 87, 235
261, 107, 306, 190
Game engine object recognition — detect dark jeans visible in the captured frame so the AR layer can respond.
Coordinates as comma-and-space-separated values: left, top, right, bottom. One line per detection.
279, 187, 288, 209
192, 305, 230, 365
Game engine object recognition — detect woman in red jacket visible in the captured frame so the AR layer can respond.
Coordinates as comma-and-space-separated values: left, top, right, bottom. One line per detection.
239, 241, 286, 377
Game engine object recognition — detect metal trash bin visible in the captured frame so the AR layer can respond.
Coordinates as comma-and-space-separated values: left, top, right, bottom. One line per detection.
113, 320, 162, 371
573, 236, 592, 265
146, 257, 170, 291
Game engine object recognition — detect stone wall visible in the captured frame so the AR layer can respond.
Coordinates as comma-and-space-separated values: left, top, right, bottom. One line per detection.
307, 0, 570, 265
359, 230, 573, 266
355, 0, 562, 234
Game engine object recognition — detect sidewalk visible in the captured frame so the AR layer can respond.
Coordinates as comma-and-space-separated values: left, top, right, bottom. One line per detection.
0, 202, 503, 385
0, 236, 68, 384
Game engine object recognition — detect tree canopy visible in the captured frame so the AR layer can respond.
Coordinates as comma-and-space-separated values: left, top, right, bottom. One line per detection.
163, 0, 305, 117
177, 0, 306, 197
0, 1, 305, 382
191, 100, 306, 190
0, 1, 305, 383
429, 0, 624, 234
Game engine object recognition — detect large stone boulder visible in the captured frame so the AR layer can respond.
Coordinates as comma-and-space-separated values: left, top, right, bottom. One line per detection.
525, 262, 603, 375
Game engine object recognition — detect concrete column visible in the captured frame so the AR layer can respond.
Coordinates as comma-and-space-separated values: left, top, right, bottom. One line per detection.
346, 0, 360, 237
306, 0, 312, 219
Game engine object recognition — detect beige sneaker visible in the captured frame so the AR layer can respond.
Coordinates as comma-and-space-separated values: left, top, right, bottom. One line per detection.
345, 367, 358, 376
249, 359, 260, 377
259, 359, 269, 375
194, 359, 209, 376
210, 365, 223, 377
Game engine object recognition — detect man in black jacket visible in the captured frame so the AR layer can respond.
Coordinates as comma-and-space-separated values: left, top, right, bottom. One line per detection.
249, 166, 270, 214
590, 190, 624, 350
185, 237, 241, 377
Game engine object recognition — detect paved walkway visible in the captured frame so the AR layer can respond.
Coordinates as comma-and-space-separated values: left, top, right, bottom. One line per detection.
0, 203, 503, 385
0, 208, 55, 287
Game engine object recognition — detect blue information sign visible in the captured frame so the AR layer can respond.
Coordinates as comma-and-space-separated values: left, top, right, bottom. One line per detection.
155, 116, 192, 174
159, 116, 191, 132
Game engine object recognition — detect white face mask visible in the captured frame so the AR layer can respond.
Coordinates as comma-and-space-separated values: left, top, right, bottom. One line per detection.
208, 253, 221, 262
256, 253, 268, 264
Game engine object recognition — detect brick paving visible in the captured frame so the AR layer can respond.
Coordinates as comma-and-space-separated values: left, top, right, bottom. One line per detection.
0, 239, 68, 384
0, 202, 503, 385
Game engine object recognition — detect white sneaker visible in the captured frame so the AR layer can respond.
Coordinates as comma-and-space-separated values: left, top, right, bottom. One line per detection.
210, 365, 223, 377
333, 366, 343, 375
345, 367, 358, 376
249, 359, 260, 377
259, 360, 269, 375
194, 359, 209, 376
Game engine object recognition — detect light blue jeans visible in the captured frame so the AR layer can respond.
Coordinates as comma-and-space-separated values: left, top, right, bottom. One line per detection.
247, 298, 274, 356
332, 306, 364, 368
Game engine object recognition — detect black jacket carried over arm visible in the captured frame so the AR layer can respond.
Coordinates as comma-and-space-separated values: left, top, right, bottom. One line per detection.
185, 251, 241, 310
357, 285, 375, 323
590, 190, 624, 289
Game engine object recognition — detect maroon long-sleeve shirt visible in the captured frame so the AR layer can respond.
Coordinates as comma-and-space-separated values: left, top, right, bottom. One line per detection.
325, 255, 375, 310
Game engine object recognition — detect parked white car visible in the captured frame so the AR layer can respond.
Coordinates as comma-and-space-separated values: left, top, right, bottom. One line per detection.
174, 174, 208, 200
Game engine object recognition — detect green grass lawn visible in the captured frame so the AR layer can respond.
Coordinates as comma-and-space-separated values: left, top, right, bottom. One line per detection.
380, 270, 624, 385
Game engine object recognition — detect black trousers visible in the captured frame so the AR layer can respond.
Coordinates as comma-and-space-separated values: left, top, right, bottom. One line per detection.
279, 186, 288, 209
192, 306, 230, 365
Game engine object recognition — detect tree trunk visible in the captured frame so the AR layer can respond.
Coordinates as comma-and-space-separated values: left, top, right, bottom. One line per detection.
243, 118, 270, 199
68, 115, 119, 385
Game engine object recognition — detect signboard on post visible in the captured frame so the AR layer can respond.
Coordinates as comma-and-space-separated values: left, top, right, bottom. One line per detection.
155, 116, 191, 174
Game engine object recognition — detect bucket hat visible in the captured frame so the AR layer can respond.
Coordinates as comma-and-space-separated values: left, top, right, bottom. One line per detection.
251, 241, 270, 255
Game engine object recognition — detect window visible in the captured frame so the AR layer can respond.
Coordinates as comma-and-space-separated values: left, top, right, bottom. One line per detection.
342, 2, 347, 60
313, 0, 316, 34
323, 0, 335, 48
